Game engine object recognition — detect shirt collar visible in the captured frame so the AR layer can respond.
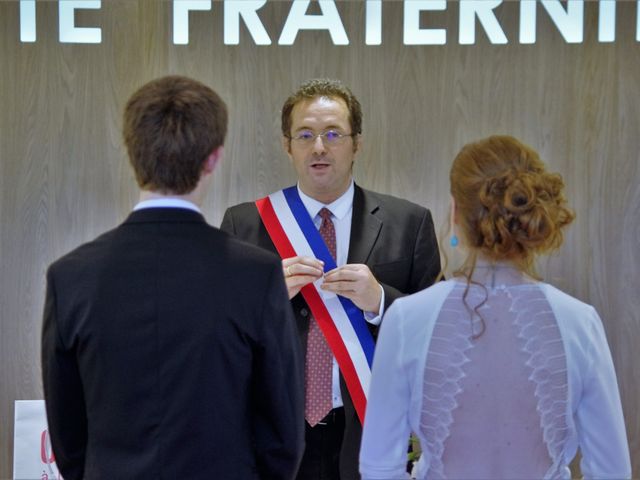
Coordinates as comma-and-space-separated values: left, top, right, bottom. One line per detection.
133, 198, 201, 213
296, 180, 354, 220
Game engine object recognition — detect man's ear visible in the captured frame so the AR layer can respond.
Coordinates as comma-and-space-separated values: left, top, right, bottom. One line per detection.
203, 146, 223, 174
353, 134, 362, 155
282, 136, 293, 161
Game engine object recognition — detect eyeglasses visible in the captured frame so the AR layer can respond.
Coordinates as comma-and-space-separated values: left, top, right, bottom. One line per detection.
288, 129, 355, 146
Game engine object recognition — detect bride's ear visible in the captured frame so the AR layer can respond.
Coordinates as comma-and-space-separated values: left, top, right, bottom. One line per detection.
450, 197, 458, 225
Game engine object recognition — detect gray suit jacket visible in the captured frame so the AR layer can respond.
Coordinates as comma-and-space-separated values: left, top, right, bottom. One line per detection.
221, 185, 441, 480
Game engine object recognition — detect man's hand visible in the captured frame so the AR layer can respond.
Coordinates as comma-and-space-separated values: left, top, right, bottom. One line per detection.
321, 264, 382, 314
282, 256, 324, 299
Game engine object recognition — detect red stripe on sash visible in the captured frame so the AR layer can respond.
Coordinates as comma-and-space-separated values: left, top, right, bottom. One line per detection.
256, 197, 367, 423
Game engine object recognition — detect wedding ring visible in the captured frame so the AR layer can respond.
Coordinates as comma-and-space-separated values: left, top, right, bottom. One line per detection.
286, 266, 292, 277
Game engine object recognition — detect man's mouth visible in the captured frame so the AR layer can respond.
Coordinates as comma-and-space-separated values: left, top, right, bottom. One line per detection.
310, 162, 331, 170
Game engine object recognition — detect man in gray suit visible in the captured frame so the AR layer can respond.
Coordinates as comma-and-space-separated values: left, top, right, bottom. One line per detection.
41, 75, 304, 480
221, 79, 441, 480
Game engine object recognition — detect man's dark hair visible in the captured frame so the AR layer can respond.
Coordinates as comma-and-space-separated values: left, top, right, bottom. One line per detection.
281, 78, 362, 138
123, 75, 228, 194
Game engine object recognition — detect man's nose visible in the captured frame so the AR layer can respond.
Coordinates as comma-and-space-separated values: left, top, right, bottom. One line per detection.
311, 135, 326, 154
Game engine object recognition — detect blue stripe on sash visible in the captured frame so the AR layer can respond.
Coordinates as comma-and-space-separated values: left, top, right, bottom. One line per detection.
282, 186, 337, 272
282, 186, 375, 367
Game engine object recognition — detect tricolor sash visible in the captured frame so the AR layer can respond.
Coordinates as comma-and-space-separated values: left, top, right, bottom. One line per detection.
256, 186, 375, 424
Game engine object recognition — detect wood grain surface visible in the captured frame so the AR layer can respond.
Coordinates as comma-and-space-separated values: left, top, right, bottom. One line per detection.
1, 1, 638, 477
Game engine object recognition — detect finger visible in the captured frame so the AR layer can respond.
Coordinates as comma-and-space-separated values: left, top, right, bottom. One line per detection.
287, 275, 321, 289
283, 257, 324, 280
324, 267, 339, 277
330, 263, 367, 272
282, 256, 304, 267
286, 263, 324, 278
325, 263, 368, 275
298, 256, 325, 269
284, 256, 324, 269
320, 280, 357, 293
319, 286, 358, 302
323, 269, 358, 282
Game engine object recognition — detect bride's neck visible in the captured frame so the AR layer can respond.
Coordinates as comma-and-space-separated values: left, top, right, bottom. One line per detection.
460, 258, 534, 287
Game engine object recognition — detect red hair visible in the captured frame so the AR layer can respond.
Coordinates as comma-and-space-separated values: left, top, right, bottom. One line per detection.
451, 135, 575, 277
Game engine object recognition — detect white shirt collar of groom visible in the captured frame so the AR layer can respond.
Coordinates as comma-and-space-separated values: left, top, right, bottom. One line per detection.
133, 198, 201, 213
296, 180, 354, 221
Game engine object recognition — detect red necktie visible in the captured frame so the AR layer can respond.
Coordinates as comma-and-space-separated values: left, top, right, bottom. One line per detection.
305, 208, 335, 426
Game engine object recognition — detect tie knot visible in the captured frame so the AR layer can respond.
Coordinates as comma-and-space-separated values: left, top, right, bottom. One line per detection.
319, 208, 332, 221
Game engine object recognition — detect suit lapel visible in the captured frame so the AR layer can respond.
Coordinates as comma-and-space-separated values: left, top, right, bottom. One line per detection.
347, 185, 382, 265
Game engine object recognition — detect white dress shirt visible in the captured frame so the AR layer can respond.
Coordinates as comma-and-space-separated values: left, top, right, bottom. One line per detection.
133, 198, 201, 213
297, 181, 384, 409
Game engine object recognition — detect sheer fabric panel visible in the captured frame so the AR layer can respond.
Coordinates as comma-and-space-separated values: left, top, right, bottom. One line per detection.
421, 278, 568, 479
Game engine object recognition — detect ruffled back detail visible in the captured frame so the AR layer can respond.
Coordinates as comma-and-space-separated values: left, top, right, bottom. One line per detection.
512, 289, 569, 478
419, 285, 475, 478
419, 279, 569, 479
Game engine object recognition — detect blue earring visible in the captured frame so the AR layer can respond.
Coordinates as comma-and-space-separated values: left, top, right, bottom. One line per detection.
450, 235, 459, 247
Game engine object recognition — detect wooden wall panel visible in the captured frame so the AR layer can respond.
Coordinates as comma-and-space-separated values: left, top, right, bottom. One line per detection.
1, 1, 638, 477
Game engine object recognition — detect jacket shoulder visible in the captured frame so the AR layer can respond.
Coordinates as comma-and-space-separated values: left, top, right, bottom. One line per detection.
224, 201, 260, 217
539, 283, 601, 333
358, 186, 429, 216
47, 227, 119, 275
540, 283, 597, 318
218, 227, 281, 267
221, 201, 261, 229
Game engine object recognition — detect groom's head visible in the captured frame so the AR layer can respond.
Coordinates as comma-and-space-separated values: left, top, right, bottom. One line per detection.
123, 75, 228, 195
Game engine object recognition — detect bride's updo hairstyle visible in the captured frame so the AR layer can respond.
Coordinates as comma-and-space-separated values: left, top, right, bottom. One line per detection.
451, 135, 575, 277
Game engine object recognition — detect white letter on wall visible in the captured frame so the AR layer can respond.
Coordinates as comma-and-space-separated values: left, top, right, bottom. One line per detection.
59, 0, 102, 43
366, 0, 382, 45
404, 0, 447, 45
173, 0, 211, 45
459, 0, 507, 45
224, 0, 271, 45
279, 0, 349, 45
539, 0, 584, 43
636, 0, 640, 41
20, 0, 36, 42
598, 0, 615, 42
519, 0, 537, 44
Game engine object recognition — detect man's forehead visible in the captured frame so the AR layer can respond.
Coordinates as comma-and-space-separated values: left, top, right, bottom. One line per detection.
290, 96, 349, 126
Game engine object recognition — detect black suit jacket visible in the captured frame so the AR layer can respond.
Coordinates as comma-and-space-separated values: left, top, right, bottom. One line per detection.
221, 185, 441, 480
41, 207, 305, 480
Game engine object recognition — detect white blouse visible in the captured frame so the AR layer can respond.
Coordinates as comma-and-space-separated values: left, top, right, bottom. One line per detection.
360, 278, 631, 479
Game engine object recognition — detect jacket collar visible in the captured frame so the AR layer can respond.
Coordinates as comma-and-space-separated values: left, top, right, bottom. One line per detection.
123, 207, 207, 225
